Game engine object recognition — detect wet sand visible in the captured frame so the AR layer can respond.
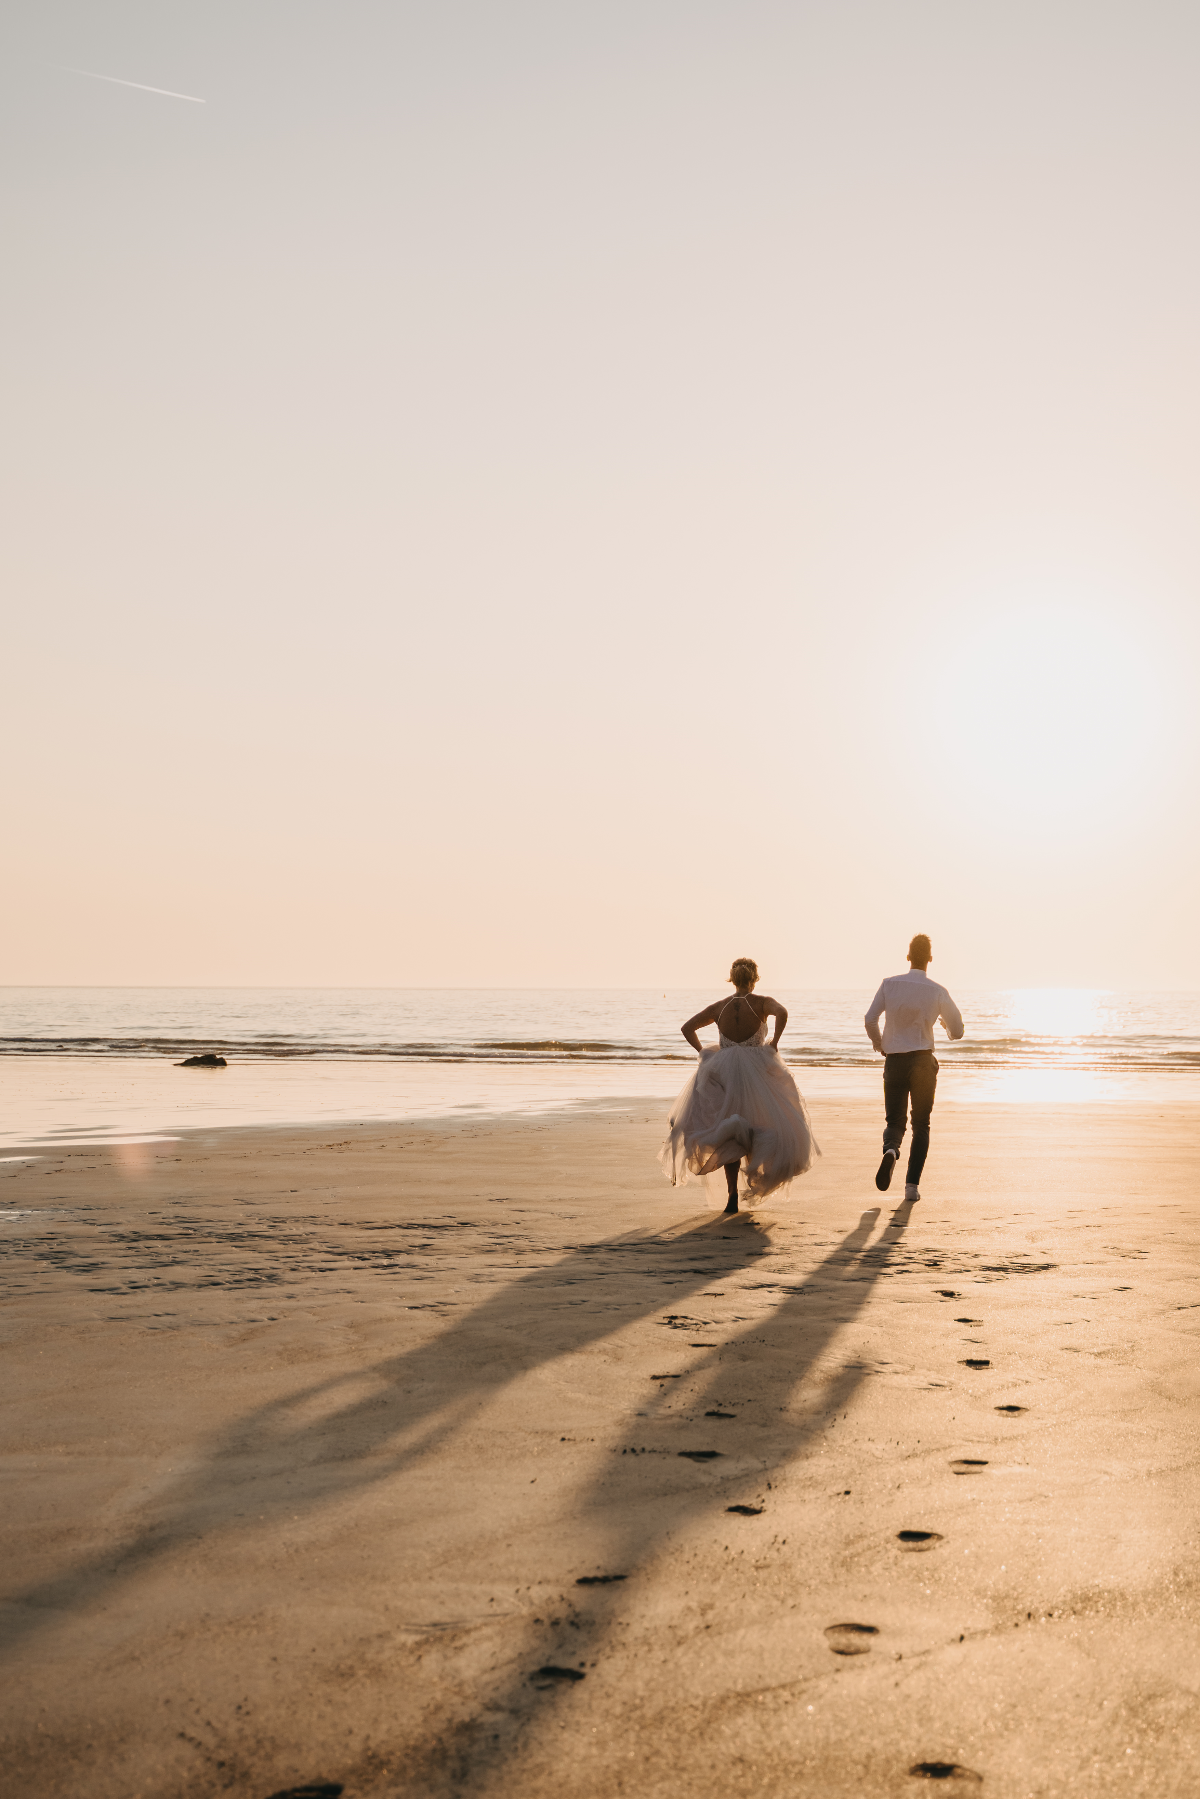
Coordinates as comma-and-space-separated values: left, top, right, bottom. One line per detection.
2, 1099, 1198, 1798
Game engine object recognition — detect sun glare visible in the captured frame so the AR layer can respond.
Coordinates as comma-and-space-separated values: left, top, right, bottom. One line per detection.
1004, 987, 1108, 1042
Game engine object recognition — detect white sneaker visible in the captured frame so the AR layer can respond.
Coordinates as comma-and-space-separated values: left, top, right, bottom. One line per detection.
904, 1183, 921, 1201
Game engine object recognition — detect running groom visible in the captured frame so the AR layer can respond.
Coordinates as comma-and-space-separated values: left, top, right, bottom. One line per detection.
865, 934, 964, 1201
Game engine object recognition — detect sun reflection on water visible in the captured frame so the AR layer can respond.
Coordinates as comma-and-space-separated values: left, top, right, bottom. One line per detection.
937, 988, 1200, 1101
947, 1066, 1124, 1103
1002, 987, 1110, 1045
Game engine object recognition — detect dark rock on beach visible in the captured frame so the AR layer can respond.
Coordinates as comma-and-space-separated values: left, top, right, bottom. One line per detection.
177, 1053, 228, 1067
263, 1785, 344, 1799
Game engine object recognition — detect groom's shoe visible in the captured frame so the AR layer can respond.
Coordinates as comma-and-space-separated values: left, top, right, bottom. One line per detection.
875, 1148, 898, 1191
904, 1183, 921, 1202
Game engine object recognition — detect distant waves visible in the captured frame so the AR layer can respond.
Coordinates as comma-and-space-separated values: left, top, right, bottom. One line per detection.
3, 988, 1200, 1074
0, 1034, 695, 1063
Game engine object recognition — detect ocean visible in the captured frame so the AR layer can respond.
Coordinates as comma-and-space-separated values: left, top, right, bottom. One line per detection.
3, 987, 1199, 1147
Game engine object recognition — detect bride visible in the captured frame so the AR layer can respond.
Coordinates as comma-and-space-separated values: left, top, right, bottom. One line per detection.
659, 958, 818, 1213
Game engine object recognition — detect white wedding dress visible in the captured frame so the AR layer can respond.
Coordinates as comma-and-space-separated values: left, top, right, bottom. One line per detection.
659, 1008, 819, 1205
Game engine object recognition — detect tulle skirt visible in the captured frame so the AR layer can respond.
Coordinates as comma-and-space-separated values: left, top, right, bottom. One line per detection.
659, 1043, 819, 1205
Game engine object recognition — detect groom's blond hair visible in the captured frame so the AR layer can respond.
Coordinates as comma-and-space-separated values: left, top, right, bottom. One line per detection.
908, 934, 932, 965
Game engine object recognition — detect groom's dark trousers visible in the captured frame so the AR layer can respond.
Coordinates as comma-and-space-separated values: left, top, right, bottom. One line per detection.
883, 1050, 938, 1184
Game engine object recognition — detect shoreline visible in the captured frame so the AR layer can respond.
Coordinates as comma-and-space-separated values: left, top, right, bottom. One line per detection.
4, 1053, 1200, 1154
6, 1086, 1200, 1169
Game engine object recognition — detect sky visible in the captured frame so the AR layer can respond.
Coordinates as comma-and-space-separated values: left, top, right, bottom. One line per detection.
3, 0, 1200, 991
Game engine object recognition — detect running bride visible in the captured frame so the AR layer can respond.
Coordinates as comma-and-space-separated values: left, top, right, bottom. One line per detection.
659, 958, 819, 1213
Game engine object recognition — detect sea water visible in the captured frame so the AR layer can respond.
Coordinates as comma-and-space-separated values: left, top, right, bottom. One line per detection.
2, 987, 1199, 1146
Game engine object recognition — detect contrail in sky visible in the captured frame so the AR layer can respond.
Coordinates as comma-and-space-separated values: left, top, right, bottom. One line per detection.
59, 66, 206, 103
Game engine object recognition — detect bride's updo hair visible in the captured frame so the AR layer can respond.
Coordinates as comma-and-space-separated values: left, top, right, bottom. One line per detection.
729, 957, 759, 990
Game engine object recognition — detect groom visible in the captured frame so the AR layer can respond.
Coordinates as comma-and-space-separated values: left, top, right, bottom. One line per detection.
865, 934, 964, 1201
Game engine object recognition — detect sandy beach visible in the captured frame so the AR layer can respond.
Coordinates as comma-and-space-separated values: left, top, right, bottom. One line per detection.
3, 1096, 1199, 1798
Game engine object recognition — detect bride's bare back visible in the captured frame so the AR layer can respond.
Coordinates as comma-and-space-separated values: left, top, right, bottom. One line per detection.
716, 993, 768, 1042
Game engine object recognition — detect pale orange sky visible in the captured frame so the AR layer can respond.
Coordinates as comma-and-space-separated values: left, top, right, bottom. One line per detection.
3, 2, 1199, 990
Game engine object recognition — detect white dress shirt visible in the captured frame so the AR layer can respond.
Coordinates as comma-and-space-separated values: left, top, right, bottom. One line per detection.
864, 969, 964, 1055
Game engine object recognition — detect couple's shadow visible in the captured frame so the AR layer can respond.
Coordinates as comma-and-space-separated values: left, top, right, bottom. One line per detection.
391, 1196, 919, 1786
0, 1209, 772, 1651
0, 1198, 916, 1675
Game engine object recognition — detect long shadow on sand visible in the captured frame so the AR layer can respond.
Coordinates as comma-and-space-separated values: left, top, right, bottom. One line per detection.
398, 1199, 917, 1792
1, 1195, 917, 1799
0, 1212, 778, 1655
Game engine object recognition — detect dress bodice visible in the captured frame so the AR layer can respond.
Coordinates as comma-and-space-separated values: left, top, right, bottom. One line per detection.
719, 1018, 769, 1048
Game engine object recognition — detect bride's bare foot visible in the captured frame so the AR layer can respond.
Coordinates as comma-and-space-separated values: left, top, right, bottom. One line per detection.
723, 1164, 739, 1214
723, 1197, 739, 1214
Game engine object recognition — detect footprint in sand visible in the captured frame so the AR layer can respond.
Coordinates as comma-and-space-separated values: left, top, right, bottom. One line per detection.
705, 1410, 736, 1419
994, 1404, 1026, 1415
726, 1504, 763, 1515
576, 1574, 627, 1586
936, 1290, 959, 1298
908, 1762, 982, 1783
950, 1459, 988, 1475
824, 1622, 879, 1655
897, 1530, 943, 1551
960, 1358, 990, 1369
531, 1665, 586, 1686
679, 1450, 723, 1461
954, 1317, 983, 1324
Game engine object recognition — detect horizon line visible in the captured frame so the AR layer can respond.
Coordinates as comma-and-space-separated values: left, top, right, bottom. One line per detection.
1, 982, 1197, 994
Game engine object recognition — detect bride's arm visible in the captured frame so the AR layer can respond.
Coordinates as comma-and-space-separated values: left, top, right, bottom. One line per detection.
762, 996, 788, 1049
681, 1003, 720, 1053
